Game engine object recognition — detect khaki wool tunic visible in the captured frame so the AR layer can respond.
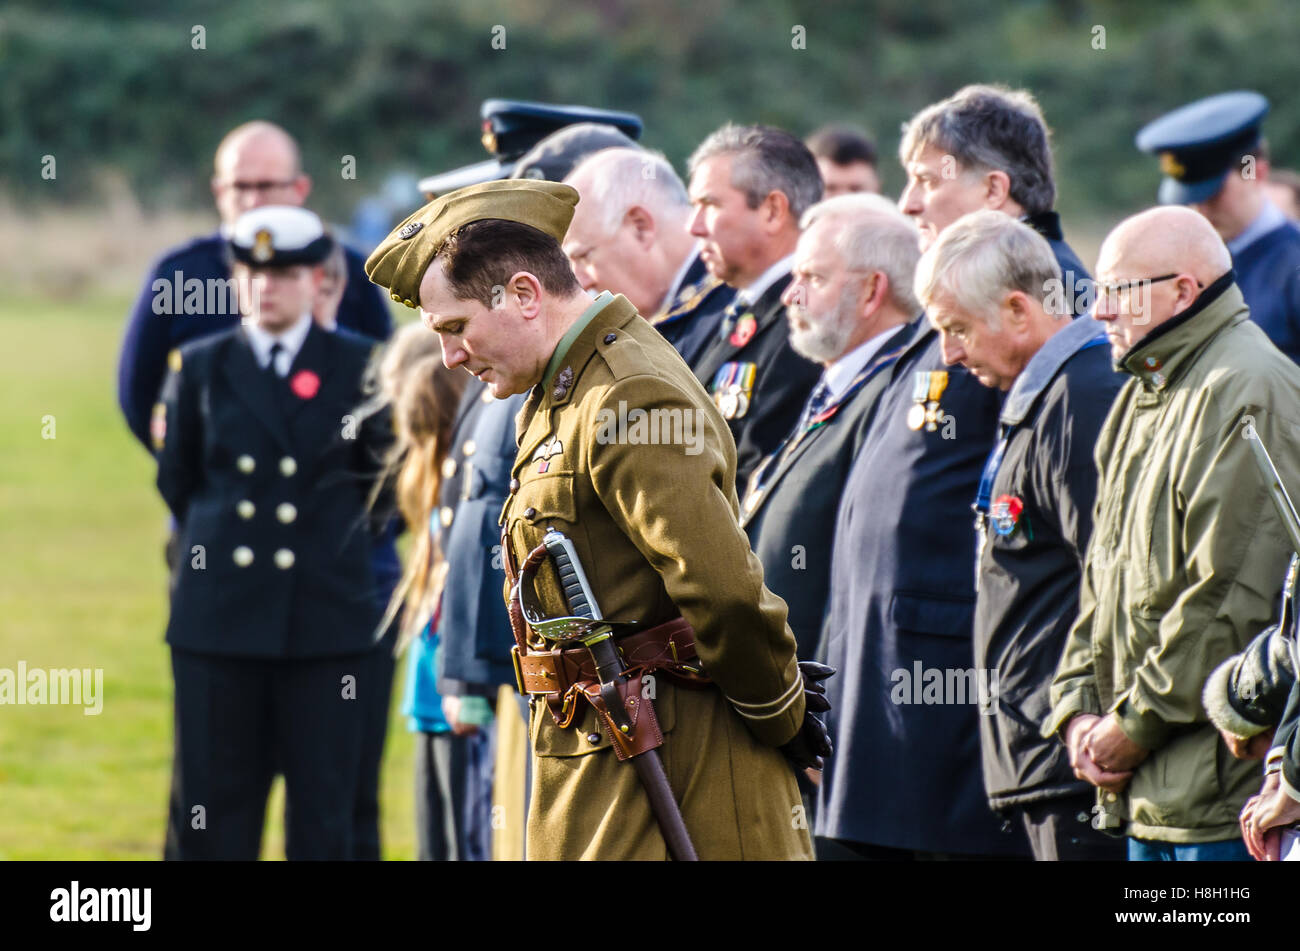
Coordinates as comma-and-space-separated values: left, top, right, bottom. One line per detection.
500, 293, 813, 860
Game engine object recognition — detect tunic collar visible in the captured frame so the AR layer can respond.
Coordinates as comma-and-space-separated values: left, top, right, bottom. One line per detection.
541, 290, 615, 391
1228, 199, 1287, 256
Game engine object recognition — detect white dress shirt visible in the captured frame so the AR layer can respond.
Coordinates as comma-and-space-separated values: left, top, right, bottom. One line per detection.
244, 312, 313, 376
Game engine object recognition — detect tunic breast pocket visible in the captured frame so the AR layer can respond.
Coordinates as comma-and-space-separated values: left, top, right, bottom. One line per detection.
507, 471, 579, 612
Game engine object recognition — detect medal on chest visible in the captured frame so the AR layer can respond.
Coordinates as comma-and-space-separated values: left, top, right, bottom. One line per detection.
990, 494, 1025, 536
906, 370, 949, 431
711, 361, 757, 420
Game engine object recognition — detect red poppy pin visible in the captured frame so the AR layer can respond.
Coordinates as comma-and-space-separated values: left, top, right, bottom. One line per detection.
990, 494, 1026, 537
729, 313, 757, 348
290, 369, 320, 399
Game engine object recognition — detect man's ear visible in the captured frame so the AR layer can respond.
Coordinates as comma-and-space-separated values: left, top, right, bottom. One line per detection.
508, 271, 545, 319
293, 174, 313, 204
1004, 290, 1032, 331
626, 205, 657, 248
761, 189, 793, 233
984, 170, 1013, 210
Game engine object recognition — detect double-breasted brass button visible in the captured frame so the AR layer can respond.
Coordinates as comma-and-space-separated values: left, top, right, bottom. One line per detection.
462, 440, 477, 457
237, 500, 255, 520
276, 503, 297, 524
237, 454, 256, 474
280, 456, 297, 477
274, 548, 295, 569
442, 457, 458, 479
232, 546, 254, 567
440, 506, 454, 527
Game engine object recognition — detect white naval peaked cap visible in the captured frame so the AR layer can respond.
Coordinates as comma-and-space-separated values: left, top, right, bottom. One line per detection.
229, 205, 333, 267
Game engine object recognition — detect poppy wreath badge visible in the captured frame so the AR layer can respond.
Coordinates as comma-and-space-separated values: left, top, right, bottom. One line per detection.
290, 369, 321, 399
990, 494, 1031, 539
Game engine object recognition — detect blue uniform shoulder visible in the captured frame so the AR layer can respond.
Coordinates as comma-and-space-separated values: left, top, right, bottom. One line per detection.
149, 232, 225, 274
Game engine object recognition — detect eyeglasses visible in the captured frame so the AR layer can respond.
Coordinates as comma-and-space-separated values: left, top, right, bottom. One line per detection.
217, 179, 299, 194
1094, 273, 1203, 298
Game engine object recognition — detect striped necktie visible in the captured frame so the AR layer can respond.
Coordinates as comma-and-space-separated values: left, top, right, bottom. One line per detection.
796, 378, 833, 433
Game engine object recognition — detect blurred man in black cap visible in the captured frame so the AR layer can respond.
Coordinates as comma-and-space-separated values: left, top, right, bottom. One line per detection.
563, 147, 735, 369
1138, 91, 1300, 362
154, 205, 393, 860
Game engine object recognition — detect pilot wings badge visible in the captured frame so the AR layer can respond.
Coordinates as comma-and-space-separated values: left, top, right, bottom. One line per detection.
532, 435, 564, 473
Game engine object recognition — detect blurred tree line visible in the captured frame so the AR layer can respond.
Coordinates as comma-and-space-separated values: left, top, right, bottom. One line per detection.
6, 0, 1300, 226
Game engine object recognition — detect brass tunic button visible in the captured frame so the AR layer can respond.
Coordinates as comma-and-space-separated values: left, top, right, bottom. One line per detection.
524, 507, 537, 519
508, 478, 520, 493
276, 502, 297, 524
604, 333, 617, 344
232, 546, 254, 567
274, 548, 295, 569
586, 733, 602, 744
440, 506, 454, 527
237, 500, 255, 520
462, 440, 477, 457
279, 456, 297, 477
442, 457, 457, 479
237, 454, 256, 474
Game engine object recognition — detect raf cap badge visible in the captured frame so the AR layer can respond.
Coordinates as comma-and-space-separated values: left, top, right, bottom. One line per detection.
398, 221, 424, 240
906, 370, 949, 431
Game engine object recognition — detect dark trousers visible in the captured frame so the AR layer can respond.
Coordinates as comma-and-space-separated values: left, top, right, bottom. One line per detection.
1018, 794, 1128, 861
413, 730, 464, 861
165, 647, 371, 861
351, 629, 396, 860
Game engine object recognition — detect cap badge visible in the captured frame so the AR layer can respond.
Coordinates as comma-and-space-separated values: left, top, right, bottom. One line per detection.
552, 365, 574, 400
251, 229, 274, 263
1159, 152, 1187, 181
398, 221, 424, 240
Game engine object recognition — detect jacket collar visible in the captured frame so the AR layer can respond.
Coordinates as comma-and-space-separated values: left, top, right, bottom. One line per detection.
516, 294, 641, 451
1001, 316, 1108, 427
1118, 271, 1243, 391
1022, 209, 1064, 241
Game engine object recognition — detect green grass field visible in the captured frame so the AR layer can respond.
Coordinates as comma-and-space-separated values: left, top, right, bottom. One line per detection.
0, 294, 417, 859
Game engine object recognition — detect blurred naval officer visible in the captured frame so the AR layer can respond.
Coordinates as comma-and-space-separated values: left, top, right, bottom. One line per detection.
155, 206, 394, 860
1138, 91, 1300, 362
118, 120, 391, 453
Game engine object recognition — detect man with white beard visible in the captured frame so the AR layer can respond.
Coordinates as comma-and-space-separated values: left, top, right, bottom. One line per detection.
740, 193, 918, 663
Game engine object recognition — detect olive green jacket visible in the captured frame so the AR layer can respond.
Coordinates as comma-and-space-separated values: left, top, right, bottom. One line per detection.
500, 293, 810, 859
1045, 278, 1300, 842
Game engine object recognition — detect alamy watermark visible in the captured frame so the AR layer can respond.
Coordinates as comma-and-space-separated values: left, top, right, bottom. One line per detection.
594, 401, 705, 456
890, 662, 998, 713
0, 661, 103, 715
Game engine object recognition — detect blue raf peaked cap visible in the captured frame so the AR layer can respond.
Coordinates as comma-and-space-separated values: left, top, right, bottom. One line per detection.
1135, 91, 1270, 205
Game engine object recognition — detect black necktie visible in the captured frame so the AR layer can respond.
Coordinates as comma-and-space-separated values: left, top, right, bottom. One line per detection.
718, 299, 745, 341
267, 342, 284, 378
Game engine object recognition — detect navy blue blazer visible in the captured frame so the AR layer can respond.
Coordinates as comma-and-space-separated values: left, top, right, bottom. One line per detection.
648, 251, 735, 370
434, 380, 524, 694
156, 323, 393, 659
1234, 220, 1300, 363
740, 325, 910, 660
118, 232, 392, 452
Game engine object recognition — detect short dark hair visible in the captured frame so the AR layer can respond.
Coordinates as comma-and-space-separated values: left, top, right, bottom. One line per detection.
688, 124, 824, 220
435, 219, 580, 306
900, 84, 1057, 215
806, 124, 878, 167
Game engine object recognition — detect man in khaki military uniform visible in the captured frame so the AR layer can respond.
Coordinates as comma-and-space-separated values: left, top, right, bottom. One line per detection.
365, 179, 827, 860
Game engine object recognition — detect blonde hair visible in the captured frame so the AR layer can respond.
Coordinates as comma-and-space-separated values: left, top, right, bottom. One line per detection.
367, 327, 468, 648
